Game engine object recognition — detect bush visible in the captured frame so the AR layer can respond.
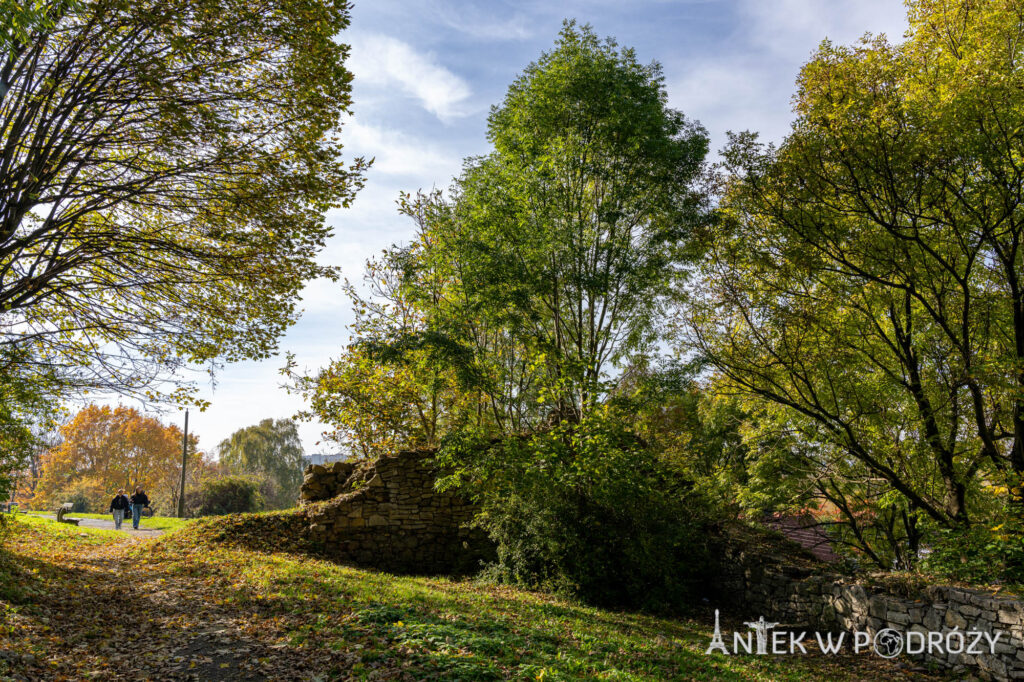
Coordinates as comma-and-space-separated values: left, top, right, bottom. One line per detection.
52, 477, 107, 513
438, 405, 720, 612
920, 520, 1024, 585
192, 475, 264, 516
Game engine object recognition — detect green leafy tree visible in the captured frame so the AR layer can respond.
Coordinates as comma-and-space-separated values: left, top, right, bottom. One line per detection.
0, 0, 367, 405
286, 246, 475, 458
298, 23, 715, 608
0, 350, 56, 509
217, 419, 304, 509
426, 21, 708, 422
689, 0, 1024, 570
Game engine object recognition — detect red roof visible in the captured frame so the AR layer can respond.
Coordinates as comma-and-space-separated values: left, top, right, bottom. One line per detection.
766, 514, 841, 563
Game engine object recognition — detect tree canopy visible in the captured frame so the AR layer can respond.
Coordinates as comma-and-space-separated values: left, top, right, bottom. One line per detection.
689, 0, 1024, 567
294, 22, 709, 457
0, 0, 366, 405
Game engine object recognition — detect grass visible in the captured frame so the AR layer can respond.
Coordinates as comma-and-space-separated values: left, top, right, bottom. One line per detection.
0, 512, 945, 680
21, 509, 194, 532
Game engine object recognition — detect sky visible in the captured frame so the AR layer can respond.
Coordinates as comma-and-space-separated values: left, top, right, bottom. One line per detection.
113, 0, 912, 457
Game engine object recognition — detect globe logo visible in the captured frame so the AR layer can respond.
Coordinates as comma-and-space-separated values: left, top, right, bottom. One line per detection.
873, 629, 904, 658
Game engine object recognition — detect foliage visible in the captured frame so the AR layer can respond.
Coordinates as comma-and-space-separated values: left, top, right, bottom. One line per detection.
31, 405, 207, 513
625, 360, 752, 511
921, 518, 1024, 585
293, 22, 709, 456
0, 513, 923, 681
437, 403, 719, 612
688, 0, 1024, 567
286, 248, 474, 458
51, 477, 105, 513
217, 419, 304, 508
0, 0, 367, 406
191, 475, 263, 516
422, 21, 707, 425
0, 354, 56, 508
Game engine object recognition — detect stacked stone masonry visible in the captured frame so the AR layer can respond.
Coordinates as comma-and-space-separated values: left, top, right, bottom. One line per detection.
299, 449, 491, 574
717, 543, 1024, 681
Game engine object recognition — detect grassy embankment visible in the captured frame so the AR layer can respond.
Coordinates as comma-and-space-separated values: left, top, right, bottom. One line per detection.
0, 513, 942, 680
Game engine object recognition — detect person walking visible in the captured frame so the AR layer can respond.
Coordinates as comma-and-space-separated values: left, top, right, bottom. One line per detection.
129, 486, 150, 530
108, 489, 131, 530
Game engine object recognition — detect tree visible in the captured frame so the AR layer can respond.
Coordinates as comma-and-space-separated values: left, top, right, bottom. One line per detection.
0, 0, 366, 404
32, 404, 204, 512
430, 22, 708, 422
217, 418, 304, 508
191, 475, 262, 516
295, 22, 709, 454
689, 0, 1024, 567
10, 407, 66, 508
0, 353, 57, 508
297, 23, 717, 608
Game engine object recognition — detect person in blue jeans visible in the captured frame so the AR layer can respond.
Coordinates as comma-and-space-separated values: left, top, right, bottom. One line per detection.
108, 489, 131, 530
129, 486, 150, 530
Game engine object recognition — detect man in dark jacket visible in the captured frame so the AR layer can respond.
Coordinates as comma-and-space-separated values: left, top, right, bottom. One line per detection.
109, 489, 131, 530
129, 487, 150, 530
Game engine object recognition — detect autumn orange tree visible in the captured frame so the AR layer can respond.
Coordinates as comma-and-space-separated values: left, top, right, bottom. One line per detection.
31, 405, 206, 513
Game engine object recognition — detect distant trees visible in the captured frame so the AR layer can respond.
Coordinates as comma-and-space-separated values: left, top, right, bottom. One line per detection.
31, 405, 206, 513
689, 0, 1024, 570
217, 419, 304, 509
191, 475, 263, 516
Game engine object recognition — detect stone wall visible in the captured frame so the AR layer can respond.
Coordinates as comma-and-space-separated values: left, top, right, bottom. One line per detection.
299, 449, 492, 574
717, 539, 1024, 680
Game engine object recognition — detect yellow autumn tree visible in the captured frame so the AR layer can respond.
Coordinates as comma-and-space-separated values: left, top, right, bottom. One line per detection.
31, 405, 205, 513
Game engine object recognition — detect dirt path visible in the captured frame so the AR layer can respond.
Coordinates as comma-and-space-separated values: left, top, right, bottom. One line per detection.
2, 528, 353, 680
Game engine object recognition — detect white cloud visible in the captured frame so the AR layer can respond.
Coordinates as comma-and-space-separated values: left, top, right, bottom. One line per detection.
669, 57, 792, 146
667, 0, 909, 154
342, 120, 462, 178
739, 0, 909, 60
436, 8, 534, 41
347, 33, 472, 120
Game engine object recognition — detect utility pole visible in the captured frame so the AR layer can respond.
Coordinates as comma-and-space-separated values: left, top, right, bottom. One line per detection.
177, 408, 189, 518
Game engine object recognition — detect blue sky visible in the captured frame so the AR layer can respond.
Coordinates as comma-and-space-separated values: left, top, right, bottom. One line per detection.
141, 0, 912, 456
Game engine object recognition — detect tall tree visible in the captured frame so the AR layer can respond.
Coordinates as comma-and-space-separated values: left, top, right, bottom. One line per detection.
294, 22, 709, 455
0, 0, 366, 404
437, 22, 708, 421
217, 418, 304, 508
689, 0, 1024, 565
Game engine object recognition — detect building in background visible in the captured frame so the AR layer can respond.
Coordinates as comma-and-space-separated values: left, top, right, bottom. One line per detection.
302, 453, 347, 468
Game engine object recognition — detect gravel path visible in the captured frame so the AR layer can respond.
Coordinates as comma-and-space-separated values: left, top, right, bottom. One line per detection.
36, 513, 164, 536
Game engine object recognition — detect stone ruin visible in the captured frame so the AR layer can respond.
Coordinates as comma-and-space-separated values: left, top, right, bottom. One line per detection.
299, 449, 492, 574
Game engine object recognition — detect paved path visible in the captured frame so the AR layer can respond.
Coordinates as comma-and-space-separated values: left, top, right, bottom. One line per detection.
35, 514, 164, 536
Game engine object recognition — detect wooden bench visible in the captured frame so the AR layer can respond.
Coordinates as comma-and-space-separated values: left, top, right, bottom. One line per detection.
55, 503, 80, 526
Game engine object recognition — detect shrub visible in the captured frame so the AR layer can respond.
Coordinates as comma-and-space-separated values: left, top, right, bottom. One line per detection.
920, 520, 1024, 585
192, 475, 264, 516
438, 405, 720, 612
52, 477, 107, 513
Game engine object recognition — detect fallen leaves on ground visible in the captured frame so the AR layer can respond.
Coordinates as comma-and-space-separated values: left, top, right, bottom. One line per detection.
0, 514, 950, 681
